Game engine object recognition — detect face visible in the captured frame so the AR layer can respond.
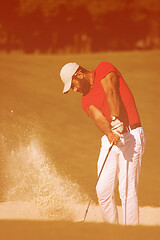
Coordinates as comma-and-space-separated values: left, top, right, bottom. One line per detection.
71, 71, 91, 95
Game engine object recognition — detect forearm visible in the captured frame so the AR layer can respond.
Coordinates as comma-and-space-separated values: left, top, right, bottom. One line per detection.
101, 72, 120, 118
88, 105, 111, 134
107, 90, 120, 118
88, 105, 120, 144
93, 113, 120, 144
94, 114, 112, 136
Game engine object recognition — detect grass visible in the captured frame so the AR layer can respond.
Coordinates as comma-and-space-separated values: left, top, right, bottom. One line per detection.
0, 50, 159, 207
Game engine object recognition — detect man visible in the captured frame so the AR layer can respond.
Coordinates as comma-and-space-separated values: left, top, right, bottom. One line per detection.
60, 62, 145, 225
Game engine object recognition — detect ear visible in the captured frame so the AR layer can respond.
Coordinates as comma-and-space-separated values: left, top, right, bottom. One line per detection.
76, 71, 84, 80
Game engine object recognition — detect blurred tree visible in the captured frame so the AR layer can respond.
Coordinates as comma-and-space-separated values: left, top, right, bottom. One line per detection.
0, 0, 20, 52
129, 0, 160, 49
0, 0, 159, 52
17, 0, 94, 53
86, 0, 160, 50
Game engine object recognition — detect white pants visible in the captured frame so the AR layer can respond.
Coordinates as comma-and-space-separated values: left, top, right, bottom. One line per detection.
96, 127, 145, 225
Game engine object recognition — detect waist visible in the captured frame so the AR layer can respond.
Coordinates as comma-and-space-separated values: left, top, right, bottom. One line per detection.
123, 122, 142, 133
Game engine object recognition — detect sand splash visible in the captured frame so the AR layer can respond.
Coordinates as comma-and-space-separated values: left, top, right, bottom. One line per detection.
0, 138, 88, 220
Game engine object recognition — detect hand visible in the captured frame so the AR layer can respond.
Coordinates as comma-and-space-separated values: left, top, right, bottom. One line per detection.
107, 131, 120, 145
111, 118, 123, 138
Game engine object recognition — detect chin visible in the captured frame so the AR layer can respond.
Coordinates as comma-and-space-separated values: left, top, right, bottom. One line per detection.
82, 88, 91, 96
82, 81, 91, 96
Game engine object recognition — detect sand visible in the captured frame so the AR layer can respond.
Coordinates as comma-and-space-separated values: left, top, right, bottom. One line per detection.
0, 201, 159, 226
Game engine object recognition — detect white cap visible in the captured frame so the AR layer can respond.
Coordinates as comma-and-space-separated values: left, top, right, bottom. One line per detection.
60, 62, 79, 93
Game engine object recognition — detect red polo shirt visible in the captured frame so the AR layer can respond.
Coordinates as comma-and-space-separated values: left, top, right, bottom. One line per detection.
81, 62, 140, 127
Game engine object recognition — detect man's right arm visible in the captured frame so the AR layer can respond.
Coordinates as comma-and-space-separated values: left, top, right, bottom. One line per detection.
88, 105, 120, 144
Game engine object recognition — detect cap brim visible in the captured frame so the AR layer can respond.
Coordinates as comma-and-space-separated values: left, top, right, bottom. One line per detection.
63, 78, 72, 94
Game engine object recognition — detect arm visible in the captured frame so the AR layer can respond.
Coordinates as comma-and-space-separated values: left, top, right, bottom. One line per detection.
101, 71, 123, 138
88, 105, 120, 144
101, 72, 120, 118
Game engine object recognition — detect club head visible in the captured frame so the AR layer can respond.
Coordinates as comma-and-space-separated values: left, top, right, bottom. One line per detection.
77, 219, 85, 223
76, 217, 85, 223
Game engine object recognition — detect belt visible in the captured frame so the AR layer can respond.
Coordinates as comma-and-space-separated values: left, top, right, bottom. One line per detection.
123, 122, 142, 133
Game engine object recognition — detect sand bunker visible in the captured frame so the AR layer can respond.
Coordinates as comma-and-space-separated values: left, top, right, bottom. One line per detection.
0, 201, 159, 226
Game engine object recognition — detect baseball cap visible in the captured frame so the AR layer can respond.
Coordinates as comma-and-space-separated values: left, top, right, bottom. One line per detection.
60, 62, 79, 93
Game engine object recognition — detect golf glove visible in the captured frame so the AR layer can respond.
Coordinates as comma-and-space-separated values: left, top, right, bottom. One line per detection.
111, 118, 124, 138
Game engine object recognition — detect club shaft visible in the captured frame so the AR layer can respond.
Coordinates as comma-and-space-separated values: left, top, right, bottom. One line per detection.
83, 143, 114, 222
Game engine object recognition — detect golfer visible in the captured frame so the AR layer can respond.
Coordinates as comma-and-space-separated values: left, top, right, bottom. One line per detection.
60, 62, 145, 225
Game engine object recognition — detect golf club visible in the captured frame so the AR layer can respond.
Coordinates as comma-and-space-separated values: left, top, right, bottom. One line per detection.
81, 142, 114, 222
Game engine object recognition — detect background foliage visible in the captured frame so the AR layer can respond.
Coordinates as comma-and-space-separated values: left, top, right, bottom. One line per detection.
0, 0, 160, 53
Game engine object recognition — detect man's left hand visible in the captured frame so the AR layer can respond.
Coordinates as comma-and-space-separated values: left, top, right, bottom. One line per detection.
111, 118, 124, 138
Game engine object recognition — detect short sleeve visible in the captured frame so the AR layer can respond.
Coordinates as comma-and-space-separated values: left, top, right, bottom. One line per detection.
95, 62, 116, 81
